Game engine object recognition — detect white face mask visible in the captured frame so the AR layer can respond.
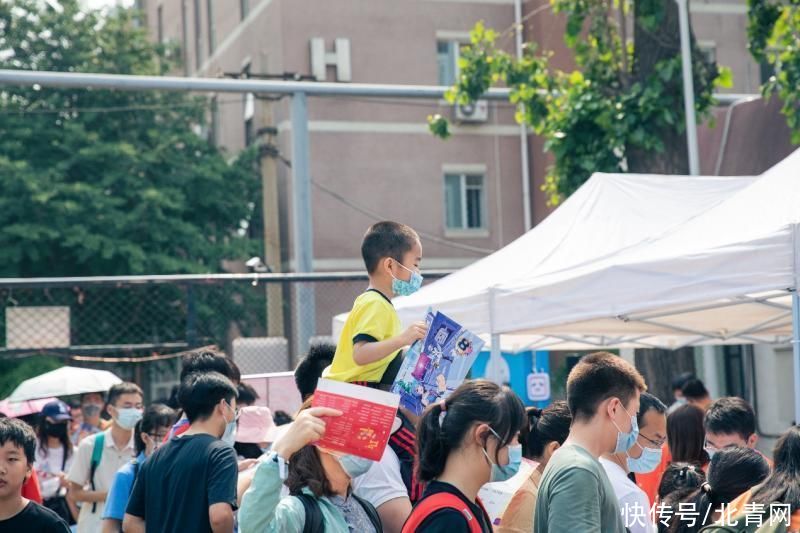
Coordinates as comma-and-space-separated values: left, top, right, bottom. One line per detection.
221, 401, 237, 447
115, 408, 143, 430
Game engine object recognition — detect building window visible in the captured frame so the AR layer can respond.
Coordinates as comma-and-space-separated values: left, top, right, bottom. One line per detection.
240, 0, 249, 20
697, 40, 716, 64
437, 40, 460, 86
444, 173, 486, 230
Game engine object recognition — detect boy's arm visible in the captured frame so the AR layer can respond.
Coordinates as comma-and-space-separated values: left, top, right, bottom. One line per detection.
352, 322, 427, 366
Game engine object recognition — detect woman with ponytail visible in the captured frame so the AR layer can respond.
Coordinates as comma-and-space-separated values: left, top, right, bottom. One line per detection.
401, 380, 525, 533
667, 446, 768, 533
496, 401, 571, 532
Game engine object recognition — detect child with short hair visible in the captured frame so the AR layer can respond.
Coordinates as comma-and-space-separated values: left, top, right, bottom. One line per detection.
0, 417, 70, 531
324, 221, 427, 386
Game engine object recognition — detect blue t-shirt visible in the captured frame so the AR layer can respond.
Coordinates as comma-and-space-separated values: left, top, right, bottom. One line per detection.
102, 452, 146, 521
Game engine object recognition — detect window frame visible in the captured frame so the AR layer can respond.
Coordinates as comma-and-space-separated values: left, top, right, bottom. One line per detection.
442, 165, 489, 236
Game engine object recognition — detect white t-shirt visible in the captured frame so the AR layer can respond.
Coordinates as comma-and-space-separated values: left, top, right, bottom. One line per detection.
35, 444, 73, 499
352, 446, 409, 509
600, 457, 656, 533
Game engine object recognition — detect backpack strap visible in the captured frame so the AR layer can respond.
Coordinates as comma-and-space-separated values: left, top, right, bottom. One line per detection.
294, 493, 324, 533
352, 493, 382, 532
402, 492, 485, 533
89, 432, 104, 513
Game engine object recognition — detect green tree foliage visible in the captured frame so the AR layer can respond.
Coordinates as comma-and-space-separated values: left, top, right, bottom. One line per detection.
430, 1, 730, 204
748, 0, 800, 143
0, 0, 260, 277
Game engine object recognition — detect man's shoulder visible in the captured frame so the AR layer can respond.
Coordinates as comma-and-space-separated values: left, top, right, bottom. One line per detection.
543, 445, 604, 481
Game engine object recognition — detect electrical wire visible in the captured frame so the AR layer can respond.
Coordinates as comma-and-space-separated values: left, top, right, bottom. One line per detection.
273, 155, 495, 255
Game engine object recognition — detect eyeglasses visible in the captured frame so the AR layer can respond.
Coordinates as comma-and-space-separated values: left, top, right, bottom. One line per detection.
639, 432, 667, 449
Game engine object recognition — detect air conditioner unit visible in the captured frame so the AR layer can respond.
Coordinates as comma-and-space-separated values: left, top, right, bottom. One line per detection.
455, 100, 489, 123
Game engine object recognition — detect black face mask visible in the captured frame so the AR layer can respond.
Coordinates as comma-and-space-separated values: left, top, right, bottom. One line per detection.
45, 422, 68, 438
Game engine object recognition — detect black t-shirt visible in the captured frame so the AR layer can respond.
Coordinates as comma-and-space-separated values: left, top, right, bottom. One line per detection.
126, 433, 238, 533
415, 481, 492, 532
0, 501, 70, 533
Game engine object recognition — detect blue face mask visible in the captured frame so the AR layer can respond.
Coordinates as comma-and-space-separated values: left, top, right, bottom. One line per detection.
613, 403, 639, 454
627, 442, 662, 473
391, 263, 423, 297
484, 427, 522, 483
221, 401, 237, 447
336, 454, 374, 479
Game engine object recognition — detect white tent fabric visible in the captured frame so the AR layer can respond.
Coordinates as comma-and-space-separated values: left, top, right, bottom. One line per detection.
392, 171, 758, 347
474, 147, 800, 343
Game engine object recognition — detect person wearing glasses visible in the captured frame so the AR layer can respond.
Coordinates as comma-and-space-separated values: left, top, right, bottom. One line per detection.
101, 404, 176, 533
600, 392, 668, 533
123, 372, 240, 533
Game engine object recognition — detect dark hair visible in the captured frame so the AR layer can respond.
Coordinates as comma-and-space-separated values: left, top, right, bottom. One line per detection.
521, 401, 571, 459
285, 399, 334, 498
658, 462, 705, 501
669, 447, 769, 533
234, 442, 264, 460
566, 352, 647, 421
704, 397, 756, 441
361, 221, 420, 274
294, 342, 336, 401
671, 373, 695, 392
236, 383, 259, 407
180, 349, 239, 384
80, 392, 105, 404
668, 404, 709, 466
659, 463, 707, 532
37, 415, 73, 463
178, 372, 238, 423
637, 392, 667, 426
134, 404, 177, 455
416, 380, 525, 482
750, 425, 800, 514
107, 382, 143, 407
0, 417, 36, 464
681, 379, 709, 401
273, 410, 293, 426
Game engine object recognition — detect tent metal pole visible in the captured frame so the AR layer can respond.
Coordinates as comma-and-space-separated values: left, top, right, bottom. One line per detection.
793, 291, 800, 424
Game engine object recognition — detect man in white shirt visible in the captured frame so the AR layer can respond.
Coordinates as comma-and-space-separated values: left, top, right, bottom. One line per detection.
67, 383, 143, 533
353, 444, 412, 533
600, 392, 667, 533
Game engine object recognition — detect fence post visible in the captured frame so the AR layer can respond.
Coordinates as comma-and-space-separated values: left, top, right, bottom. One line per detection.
186, 284, 198, 348
291, 91, 315, 358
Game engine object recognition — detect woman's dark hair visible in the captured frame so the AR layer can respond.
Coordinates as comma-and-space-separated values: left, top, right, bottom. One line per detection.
285, 398, 334, 498
416, 380, 525, 482
234, 442, 265, 460
36, 416, 72, 463
667, 404, 709, 466
668, 447, 770, 533
658, 462, 705, 502
133, 404, 177, 455
749, 425, 800, 514
521, 401, 571, 460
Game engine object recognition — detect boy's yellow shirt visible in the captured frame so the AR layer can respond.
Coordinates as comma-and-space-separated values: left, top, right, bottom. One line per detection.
324, 289, 401, 383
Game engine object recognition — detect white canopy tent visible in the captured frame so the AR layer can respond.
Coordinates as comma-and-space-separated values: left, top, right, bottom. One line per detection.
389, 148, 800, 421
333, 171, 757, 347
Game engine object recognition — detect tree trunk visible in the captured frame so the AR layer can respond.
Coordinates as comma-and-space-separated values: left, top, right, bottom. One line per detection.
635, 348, 696, 404
627, 0, 688, 174
627, 0, 710, 393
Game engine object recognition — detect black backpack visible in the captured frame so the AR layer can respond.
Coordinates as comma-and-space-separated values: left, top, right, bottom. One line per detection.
295, 492, 381, 533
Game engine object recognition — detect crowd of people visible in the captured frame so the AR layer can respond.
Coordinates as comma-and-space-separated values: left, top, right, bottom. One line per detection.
0, 220, 798, 533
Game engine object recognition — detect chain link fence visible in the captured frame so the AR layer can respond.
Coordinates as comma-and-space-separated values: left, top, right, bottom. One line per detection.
0, 272, 450, 400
